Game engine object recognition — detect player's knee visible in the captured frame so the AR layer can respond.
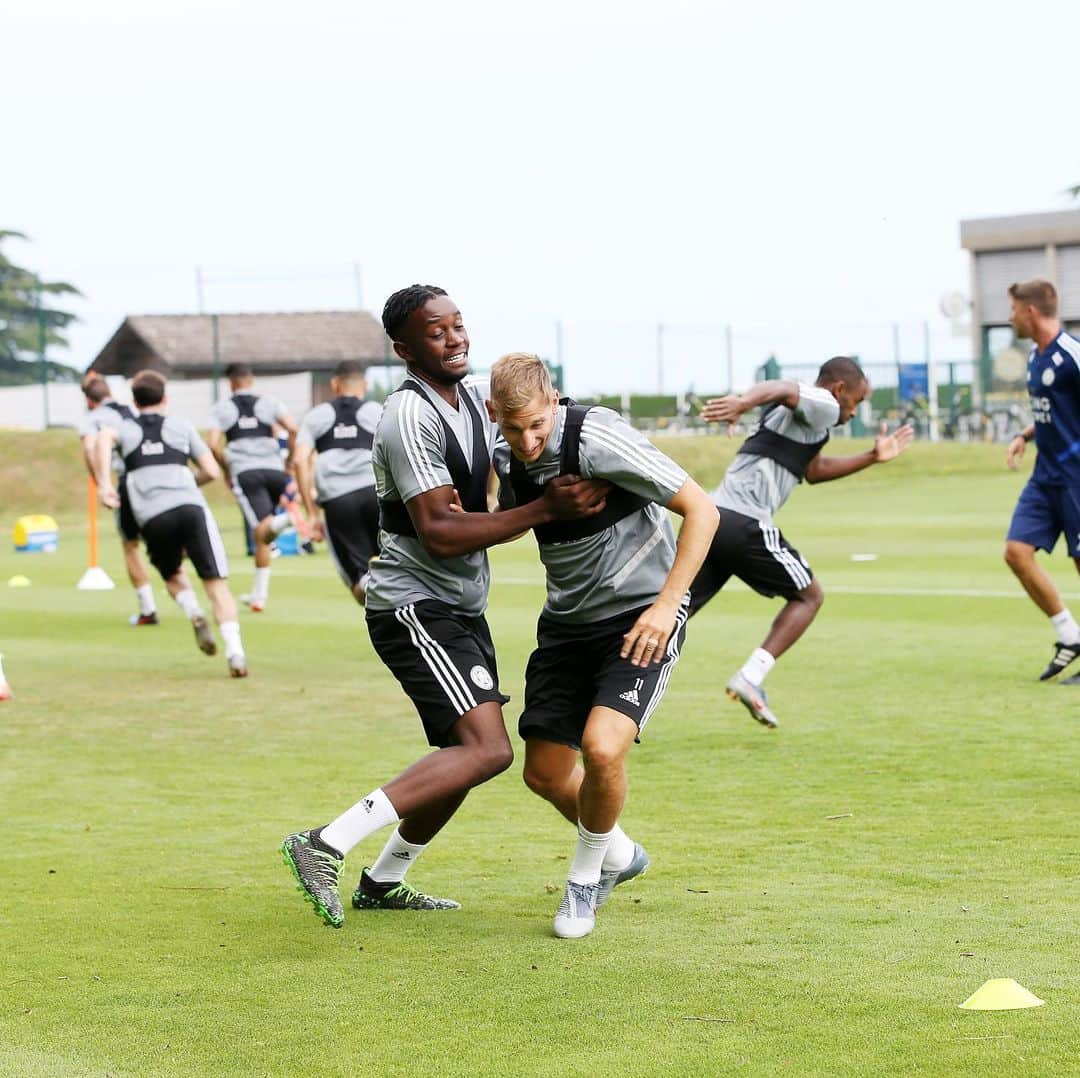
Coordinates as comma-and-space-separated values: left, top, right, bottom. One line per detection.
1004, 541, 1031, 572
471, 740, 514, 783
580, 737, 625, 775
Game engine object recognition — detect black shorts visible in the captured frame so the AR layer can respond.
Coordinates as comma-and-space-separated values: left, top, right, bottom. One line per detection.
689, 507, 814, 615
323, 487, 380, 589
366, 599, 511, 748
140, 504, 230, 582
519, 600, 690, 751
232, 468, 290, 528
114, 475, 140, 542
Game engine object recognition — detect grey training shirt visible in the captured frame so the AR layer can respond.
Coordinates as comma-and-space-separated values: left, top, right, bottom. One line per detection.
113, 412, 212, 526
78, 401, 130, 476
297, 398, 382, 502
365, 376, 498, 617
494, 405, 688, 623
713, 382, 839, 524
206, 393, 289, 476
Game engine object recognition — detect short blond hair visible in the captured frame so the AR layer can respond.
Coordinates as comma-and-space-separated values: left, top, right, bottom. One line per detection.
489, 353, 554, 414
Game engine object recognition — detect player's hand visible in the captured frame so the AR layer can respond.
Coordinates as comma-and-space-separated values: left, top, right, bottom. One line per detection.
700, 395, 746, 435
446, 488, 465, 514
621, 597, 680, 668
873, 422, 914, 463
1006, 435, 1027, 471
543, 475, 609, 519
99, 485, 120, 509
309, 519, 325, 542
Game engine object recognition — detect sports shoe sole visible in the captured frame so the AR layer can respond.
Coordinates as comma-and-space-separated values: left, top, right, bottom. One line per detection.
726, 686, 778, 728
279, 842, 343, 928
192, 616, 217, 656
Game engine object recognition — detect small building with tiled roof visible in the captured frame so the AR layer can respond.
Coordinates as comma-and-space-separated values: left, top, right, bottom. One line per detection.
88, 311, 399, 380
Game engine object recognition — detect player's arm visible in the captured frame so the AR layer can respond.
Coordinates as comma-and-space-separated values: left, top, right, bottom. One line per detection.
805, 422, 914, 484
620, 478, 719, 667
191, 450, 221, 487
1006, 425, 1035, 471
405, 477, 608, 559
205, 428, 229, 474
292, 444, 324, 540
80, 433, 100, 478
700, 380, 802, 434
93, 427, 121, 507
276, 410, 299, 467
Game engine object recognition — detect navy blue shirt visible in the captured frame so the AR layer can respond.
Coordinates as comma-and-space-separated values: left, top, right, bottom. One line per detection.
1028, 330, 1080, 486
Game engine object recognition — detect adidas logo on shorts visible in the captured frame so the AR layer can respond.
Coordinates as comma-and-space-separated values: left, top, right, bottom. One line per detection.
618, 677, 645, 708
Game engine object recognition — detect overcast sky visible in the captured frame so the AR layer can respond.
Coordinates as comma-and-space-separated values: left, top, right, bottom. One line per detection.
6, 0, 1079, 394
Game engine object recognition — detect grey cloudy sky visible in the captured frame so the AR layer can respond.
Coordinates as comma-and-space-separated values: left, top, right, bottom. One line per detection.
6, 0, 1080, 393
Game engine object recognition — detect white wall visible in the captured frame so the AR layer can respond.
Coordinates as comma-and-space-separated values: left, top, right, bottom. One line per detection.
0, 373, 314, 431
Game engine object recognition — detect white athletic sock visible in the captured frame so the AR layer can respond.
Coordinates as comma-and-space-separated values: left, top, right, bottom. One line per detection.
367, 827, 428, 884
252, 567, 271, 603
1050, 608, 1080, 645
135, 584, 156, 616
268, 513, 292, 536
740, 647, 776, 688
601, 824, 635, 873
174, 588, 202, 620
321, 788, 400, 858
0, 653, 7, 684
219, 621, 243, 660
567, 822, 613, 886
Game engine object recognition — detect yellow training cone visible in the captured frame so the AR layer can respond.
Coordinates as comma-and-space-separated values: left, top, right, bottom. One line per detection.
958, 978, 1045, 1010
7, 575, 31, 588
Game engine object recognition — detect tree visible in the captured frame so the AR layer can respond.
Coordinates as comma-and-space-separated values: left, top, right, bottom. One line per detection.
0, 230, 82, 384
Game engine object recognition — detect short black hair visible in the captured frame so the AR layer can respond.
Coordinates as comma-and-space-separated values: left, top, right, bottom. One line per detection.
816, 356, 866, 390
131, 370, 167, 407
334, 360, 366, 380
225, 362, 253, 380
382, 284, 448, 342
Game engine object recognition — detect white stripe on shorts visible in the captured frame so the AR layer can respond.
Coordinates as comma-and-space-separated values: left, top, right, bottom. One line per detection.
201, 506, 230, 579
759, 521, 811, 590
395, 603, 479, 716
232, 481, 260, 531
638, 596, 690, 736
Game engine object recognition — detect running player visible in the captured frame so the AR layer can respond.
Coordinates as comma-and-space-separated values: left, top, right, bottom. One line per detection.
94, 370, 248, 678
78, 375, 157, 625
294, 361, 382, 604
487, 353, 718, 938
694, 357, 913, 727
207, 363, 299, 612
280, 285, 606, 927
1002, 280, 1080, 684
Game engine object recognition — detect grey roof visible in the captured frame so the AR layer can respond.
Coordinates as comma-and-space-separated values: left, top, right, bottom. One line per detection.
960, 210, 1080, 253
89, 311, 398, 377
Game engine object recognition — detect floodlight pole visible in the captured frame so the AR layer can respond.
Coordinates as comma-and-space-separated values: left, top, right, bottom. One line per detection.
211, 313, 221, 402
656, 322, 664, 395
924, 320, 940, 443
725, 323, 734, 393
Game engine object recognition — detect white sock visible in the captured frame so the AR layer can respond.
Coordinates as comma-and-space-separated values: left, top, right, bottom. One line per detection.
269, 513, 292, 536
174, 588, 202, 620
740, 647, 776, 688
567, 821, 613, 886
367, 827, 427, 884
220, 620, 243, 660
601, 824, 635, 873
0, 653, 7, 684
321, 788, 400, 858
252, 567, 271, 603
135, 584, 156, 616
1050, 609, 1080, 645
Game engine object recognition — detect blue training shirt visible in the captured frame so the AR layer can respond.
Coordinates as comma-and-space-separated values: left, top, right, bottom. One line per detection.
1028, 330, 1080, 486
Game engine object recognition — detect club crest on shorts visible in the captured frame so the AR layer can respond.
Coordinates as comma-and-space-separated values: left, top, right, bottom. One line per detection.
470, 665, 494, 690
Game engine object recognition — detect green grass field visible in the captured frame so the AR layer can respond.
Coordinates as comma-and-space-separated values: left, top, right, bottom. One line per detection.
2, 433, 1079, 1076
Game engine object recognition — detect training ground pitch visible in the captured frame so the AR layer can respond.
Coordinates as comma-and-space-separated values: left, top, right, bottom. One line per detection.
1, 432, 1078, 1076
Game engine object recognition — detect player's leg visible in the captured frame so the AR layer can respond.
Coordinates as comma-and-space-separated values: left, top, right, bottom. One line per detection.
1004, 480, 1080, 679
184, 504, 246, 676
281, 603, 513, 926
322, 490, 376, 606
725, 518, 817, 728
235, 472, 290, 611
117, 479, 157, 625
141, 509, 215, 655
